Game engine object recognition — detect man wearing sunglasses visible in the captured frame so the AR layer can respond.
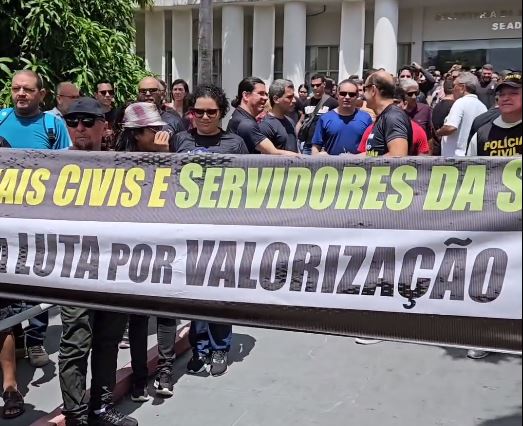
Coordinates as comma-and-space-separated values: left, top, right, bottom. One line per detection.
312, 79, 372, 155
137, 77, 186, 136
49, 82, 81, 118
59, 97, 139, 426
399, 79, 433, 139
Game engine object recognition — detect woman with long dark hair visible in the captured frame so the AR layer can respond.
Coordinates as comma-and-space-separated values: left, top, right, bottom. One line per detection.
165, 79, 190, 117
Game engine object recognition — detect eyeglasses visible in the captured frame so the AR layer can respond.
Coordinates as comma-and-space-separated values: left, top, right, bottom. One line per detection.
399, 75, 412, 79
98, 90, 115, 96
191, 108, 220, 118
138, 88, 159, 95
65, 117, 101, 128
338, 91, 358, 98
59, 94, 80, 99
406, 91, 418, 97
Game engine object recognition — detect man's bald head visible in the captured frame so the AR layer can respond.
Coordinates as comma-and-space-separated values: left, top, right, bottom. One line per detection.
56, 82, 80, 114
138, 77, 162, 108
365, 70, 396, 100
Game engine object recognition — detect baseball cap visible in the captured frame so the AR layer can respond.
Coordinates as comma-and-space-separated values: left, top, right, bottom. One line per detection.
496, 72, 522, 92
122, 102, 167, 128
64, 97, 105, 118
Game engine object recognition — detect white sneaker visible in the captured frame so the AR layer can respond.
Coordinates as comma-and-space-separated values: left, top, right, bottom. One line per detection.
355, 338, 384, 345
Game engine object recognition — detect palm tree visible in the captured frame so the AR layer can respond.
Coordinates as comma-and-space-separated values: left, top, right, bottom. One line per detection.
198, 0, 213, 85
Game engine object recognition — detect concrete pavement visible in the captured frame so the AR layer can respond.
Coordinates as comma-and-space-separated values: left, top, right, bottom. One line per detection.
2, 312, 521, 426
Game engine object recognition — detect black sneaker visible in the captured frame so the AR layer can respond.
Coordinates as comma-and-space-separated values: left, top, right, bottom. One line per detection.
154, 371, 174, 397
210, 350, 228, 377
187, 355, 209, 374
88, 407, 138, 426
130, 384, 150, 403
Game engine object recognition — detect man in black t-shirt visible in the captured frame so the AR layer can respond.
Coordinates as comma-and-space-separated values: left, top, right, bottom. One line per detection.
227, 77, 300, 156
363, 71, 412, 157
298, 74, 338, 154
259, 79, 299, 153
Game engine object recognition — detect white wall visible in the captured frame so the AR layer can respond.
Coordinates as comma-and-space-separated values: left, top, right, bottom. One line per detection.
306, 11, 341, 46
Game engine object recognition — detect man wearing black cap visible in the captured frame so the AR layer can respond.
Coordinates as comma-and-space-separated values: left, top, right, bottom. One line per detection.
467, 72, 522, 158
58, 98, 138, 426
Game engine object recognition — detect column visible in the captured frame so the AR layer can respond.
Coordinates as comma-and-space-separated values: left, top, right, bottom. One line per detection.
252, 5, 276, 87
145, 10, 166, 80
339, 0, 366, 80
222, 6, 245, 103
411, 7, 424, 65
373, 0, 399, 74
283, 2, 306, 87
172, 10, 193, 88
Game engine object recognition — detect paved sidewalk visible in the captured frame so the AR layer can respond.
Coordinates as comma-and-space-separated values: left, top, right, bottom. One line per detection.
116, 327, 522, 426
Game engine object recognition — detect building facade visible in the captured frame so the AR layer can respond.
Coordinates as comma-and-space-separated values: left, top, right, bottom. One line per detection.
135, 0, 522, 99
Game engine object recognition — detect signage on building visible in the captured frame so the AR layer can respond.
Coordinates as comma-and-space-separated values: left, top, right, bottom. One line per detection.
492, 21, 522, 30
435, 9, 522, 21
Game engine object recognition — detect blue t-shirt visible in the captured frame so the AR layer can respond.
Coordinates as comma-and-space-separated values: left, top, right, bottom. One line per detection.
0, 109, 71, 149
312, 109, 372, 155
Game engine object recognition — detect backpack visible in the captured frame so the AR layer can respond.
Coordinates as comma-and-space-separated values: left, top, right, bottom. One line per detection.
298, 95, 330, 143
0, 108, 57, 145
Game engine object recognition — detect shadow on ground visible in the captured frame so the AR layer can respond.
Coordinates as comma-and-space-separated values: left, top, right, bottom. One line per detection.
441, 347, 522, 365
478, 408, 523, 425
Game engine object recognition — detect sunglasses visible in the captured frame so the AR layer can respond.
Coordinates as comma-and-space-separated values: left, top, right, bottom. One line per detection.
99, 90, 115, 96
138, 88, 159, 95
65, 116, 101, 128
400, 75, 412, 79
338, 91, 358, 98
311, 83, 323, 88
191, 108, 220, 118
406, 91, 418, 97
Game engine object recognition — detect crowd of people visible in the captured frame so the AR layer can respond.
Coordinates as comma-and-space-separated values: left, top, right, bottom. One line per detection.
0, 59, 521, 424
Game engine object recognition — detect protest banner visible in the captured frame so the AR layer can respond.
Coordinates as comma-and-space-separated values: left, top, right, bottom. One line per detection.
0, 150, 521, 352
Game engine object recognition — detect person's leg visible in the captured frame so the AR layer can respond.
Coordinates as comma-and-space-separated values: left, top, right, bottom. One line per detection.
0, 332, 17, 392
208, 323, 233, 377
154, 317, 177, 396
89, 311, 127, 411
128, 315, 149, 390
58, 306, 92, 425
24, 307, 50, 367
187, 321, 212, 374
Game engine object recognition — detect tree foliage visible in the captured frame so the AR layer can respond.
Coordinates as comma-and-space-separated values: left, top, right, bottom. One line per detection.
0, 0, 154, 107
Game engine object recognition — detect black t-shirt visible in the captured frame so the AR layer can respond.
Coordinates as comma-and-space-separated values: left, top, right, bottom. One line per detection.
302, 96, 338, 144
468, 108, 501, 144
226, 107, 267, 153
171, 129, 249, 154
477, 81, 497, 109
161, 110, 187, 135
259, 114, 299, 152
432, 99, 454, 131
366, 104, 413, 157
476, 121, 522, 156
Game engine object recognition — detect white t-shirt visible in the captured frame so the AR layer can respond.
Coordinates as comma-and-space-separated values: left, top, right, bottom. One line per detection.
467, 117, 523, 156
442, 94, 487, 156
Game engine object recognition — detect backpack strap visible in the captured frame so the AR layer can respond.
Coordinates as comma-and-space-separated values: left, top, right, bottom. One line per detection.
43, 112, 57, 145
0, 108, 14, 127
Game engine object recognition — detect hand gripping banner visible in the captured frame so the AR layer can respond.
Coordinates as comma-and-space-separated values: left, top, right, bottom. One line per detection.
0, 150, 521, 353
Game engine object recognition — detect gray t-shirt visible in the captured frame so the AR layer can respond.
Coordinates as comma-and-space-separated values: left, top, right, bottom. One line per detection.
171, 129, 249, 154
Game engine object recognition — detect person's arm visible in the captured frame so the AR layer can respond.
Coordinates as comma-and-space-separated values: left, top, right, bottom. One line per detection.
53, 118, 72, 149
466, 133, 478, 156
385, 139, 409, 157
436, 125, 457, 137
436, 102, 462, 137
311, 115, 327, 155
413, 62, 436, 93
256, 138, 301, 156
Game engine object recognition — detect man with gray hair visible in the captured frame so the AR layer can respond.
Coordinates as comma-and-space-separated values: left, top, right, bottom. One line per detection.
259, 79, 300, 152
49, 82, 81, 118
399, 78, 432, 137
436, 72, 487, 156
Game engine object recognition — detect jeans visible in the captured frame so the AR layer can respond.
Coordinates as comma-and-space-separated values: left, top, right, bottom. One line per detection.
189, 321, 232, 357
25, 309, 49, 347
128, 315, 178, 387
58, 306, 127, 423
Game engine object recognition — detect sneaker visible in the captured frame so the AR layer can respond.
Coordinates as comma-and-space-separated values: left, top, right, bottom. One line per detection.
130, 385, 150, 403
210, 350, 228, 377
187, 355, 210, 374
355, 338, 384, 345
89, 407, 138, 426
27, 345, 50, 367
119, 328, 130, 350
154, 372, 174, 397
467, 350, 490, 360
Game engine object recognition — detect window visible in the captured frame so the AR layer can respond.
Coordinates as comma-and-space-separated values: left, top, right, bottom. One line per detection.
274, 47, 284, 81
423, 39, 522, 72
192, 49, 222, 87
305, 46, 339, 83
398, 43, 412, 69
